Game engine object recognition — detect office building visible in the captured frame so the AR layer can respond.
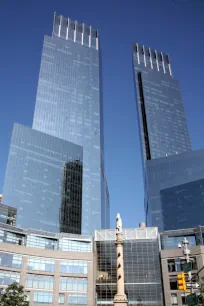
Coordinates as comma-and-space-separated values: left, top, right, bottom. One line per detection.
133, 43, 191, 163
2, 13, 109, 235
95, 227, 163, 306
160, 227, 204, 306
145, 149, 204, 230
133, 43, 204, 231
0, 223, 94, 306
32, 14, 109, 234
3, 124, 82, 233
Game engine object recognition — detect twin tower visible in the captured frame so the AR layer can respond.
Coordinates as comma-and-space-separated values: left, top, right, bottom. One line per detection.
2, 13, 204, 236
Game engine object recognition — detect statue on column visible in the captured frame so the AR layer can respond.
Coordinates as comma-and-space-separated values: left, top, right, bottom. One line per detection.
114, 213, 128, 306
116, 213, 122, 234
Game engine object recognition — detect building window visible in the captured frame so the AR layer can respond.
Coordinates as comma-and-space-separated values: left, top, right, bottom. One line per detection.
171, 294, 178, 305
176, 257, 197, 272
25, 292, 30, 302
0, 270, 20, 285
60, 277, 87, 292
0, 252, 22, 269
33, 292, 53, 303
0, 230, 24, 245
26, 274, 54, 290
27, 256, 55, 272
60, 260, 87, 274
170, 279, 177, 290
168, 259, 176, 272
59, 239, 92, 252
68, 294, 87, 305
59, 293, 65, 304
26, 235, 57, 250
181, 294, 190, 305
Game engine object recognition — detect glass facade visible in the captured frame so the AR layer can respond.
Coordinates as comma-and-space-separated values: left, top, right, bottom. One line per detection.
2, 123, 83, 233
59, 293, 65, 304
95, 228, 163, 306
131, 43, 204, 232
59, 238, 92, 252
0, 223, 94, 306
0, 223, 92, 252
60, 277, 87, 292
161, 178, 204, 230
33, 291, 53, 303
60, 260, 87, 274
2, 13, 109, 236
132, 43, 191, 163
145, 149, 204, 230
60, 161, 83, 234
0, 270, 20, 285
68, 294, 87, 305
0, 252, 22, 269
0, 229, 25, 245
26, 274, 54, 290
27, 256, 55, 272
32, 14, 109, 235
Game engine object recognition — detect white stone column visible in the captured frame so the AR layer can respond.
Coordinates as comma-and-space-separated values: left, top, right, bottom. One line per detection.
113, 214, 128, 306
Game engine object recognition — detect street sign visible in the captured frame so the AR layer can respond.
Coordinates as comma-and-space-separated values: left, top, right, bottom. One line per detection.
184, 262, 192, 273
186, 293, 197, 306
187, 283, 200, 288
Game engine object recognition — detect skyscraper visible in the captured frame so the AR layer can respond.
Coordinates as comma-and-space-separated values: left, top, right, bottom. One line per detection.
2, 14, 109, 235
3, 123, 83, 233
133, 43, 204, 231
133, 43, 191, 164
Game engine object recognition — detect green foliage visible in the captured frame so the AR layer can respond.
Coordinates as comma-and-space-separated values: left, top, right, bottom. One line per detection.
0, 282, 29, 306
197, 276, 204, 306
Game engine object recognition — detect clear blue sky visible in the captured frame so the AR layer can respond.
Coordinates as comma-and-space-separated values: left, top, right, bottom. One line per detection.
0, 0, 204, 229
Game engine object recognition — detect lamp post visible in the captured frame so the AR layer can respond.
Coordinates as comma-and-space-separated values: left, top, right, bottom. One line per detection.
178, 237, 193, 293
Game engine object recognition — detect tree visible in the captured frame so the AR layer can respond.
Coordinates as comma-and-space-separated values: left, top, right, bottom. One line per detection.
0, 282, 29, 306
197, 276, 204, 306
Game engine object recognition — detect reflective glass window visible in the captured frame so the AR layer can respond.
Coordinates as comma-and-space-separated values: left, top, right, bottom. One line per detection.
60, 277, 87, 292
59, 239, 92, 252
27, 235, 57, 250
33, 291, 53, 303
60, 260, 87, 274
0, 252, 22, 268
27, 256, 55, 272
26, 274, 54, 290
171, 294, 178, 305
68, 294, 87, 305
0, 270, 20, 285
0, 230, 24, 245
59, 293, 65, 304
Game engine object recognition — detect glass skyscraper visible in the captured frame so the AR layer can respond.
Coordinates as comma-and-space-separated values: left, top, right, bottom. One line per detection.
133, 43, 191, 164
133, 43, 204, 231
2, 14, 109, 235
3, 123, 83, 233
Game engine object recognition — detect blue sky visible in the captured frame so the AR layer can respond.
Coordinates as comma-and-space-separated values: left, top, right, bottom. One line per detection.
0, 0, 204, 229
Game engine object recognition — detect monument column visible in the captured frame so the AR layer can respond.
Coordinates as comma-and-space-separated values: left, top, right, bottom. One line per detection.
113, 213, 128, 306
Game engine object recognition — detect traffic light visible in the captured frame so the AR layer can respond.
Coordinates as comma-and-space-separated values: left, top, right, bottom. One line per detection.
177, 272, 186, 291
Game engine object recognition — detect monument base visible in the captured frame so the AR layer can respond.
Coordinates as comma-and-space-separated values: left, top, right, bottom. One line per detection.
114, 294, 128, 306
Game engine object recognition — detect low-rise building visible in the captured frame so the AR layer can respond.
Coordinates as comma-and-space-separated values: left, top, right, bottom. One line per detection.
0, 223, 95, 306
160, 227, 204, 306
95, 227, 163, 306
